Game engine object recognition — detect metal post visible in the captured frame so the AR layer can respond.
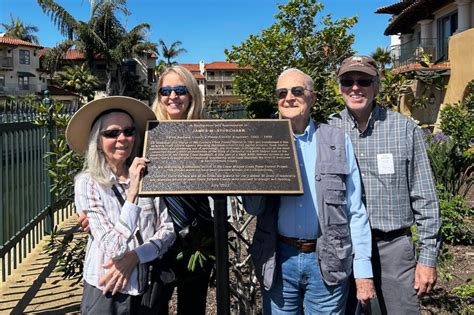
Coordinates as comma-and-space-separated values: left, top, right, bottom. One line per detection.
213, 196, 230, 315
43, 90, 54, 233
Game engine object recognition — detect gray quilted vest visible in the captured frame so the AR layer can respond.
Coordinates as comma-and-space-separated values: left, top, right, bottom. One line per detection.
249, 123, 352, 290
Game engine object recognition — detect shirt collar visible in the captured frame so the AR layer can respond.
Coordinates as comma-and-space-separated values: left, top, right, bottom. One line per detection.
294, 118, 315, 142
342, 104, 381, 132
110, 174, 130, 186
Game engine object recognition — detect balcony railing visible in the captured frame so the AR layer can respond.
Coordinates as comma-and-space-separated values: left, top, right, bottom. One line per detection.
390, 38, 448, 68
0, 56, 13, 69
0, 83, 39, 96
206, 75, 233, 82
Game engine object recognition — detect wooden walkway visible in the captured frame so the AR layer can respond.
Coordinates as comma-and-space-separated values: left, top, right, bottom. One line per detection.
0, 218, 82, 315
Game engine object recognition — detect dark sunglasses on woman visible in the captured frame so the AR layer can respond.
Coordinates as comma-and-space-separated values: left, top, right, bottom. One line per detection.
159, 85, 188, 96
101, 127, 136, 139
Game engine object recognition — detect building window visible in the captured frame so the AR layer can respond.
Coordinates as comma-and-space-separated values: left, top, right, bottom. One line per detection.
437, 11, 458, 60
225, 85, 232, 93
19, 50, 30, 64
224, 71, 233, 77
18, 76, 29, 90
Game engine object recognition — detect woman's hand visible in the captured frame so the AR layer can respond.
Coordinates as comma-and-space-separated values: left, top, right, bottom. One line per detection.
99, 251, 140, 295
127, 157, 150, 204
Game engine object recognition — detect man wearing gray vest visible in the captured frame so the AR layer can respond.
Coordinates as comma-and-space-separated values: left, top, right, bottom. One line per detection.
244, 68, 375, 314
329, 56, 441, 314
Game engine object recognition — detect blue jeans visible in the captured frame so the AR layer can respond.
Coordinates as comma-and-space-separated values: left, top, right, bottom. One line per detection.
263, 241, 348, 315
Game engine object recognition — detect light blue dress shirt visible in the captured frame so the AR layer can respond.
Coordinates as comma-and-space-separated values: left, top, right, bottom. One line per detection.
277, 119, 372, 278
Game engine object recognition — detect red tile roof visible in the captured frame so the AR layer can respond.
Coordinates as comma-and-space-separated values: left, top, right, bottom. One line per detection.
205, 61, 251, 70
375, 1, 413, 14
379, 0, 454, 35
63, 49, 86, 60
181, 63, 200, 71
0, 35, 43, 48
181, 63, 205, 80
393, 62, 451, 73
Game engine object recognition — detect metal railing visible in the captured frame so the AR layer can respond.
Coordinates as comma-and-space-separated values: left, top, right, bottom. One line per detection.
0, 99, 77, 282
0, 83, 41, 96
390, 38, 447, 68
206, 75, 234, 82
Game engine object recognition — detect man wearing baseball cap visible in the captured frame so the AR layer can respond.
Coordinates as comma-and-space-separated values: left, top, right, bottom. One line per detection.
329, 56, 441, 314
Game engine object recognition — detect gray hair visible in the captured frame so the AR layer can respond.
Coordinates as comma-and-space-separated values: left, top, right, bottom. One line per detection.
278, 68, 314, 90
77, 112, 141, 187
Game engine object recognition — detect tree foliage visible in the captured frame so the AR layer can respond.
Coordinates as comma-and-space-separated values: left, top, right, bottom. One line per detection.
370, 46, 391, 73
225, 0, 357, 121
54, 63, 100, 100
159, 39, 187, 66
1, 14, 40, 44
37, 0, 157, 95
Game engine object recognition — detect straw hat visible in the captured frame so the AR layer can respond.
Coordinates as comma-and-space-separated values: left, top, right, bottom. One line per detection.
66, 96, 156, 156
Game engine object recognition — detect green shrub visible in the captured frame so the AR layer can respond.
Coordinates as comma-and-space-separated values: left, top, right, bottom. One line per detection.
437, 185, 473, 245
426, 135, 473, 197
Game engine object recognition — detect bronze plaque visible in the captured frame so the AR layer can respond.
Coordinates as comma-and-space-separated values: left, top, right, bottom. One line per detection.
139, 119, 303, 195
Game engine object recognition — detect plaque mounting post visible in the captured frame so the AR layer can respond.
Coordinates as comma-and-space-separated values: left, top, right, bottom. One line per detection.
213, 196, 230, 314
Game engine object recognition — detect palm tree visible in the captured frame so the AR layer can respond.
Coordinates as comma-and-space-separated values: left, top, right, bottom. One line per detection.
54, 63, 100, 101
371, 47, 392, 74
1, 14, 40, 44
159, 39, 187, 65
37, 0, 157, 95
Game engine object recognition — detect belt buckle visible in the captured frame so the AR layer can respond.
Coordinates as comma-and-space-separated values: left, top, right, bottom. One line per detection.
295, 239, 307, 251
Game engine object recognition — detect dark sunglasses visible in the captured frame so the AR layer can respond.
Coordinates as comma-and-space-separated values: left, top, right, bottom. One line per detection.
159, 85, 188, 96
101, 127, 136, 139
339, 79, 374, 87
275, 86, 311, 99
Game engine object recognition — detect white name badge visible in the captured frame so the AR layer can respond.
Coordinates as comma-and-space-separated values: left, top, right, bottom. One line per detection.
377, 153, 395, 175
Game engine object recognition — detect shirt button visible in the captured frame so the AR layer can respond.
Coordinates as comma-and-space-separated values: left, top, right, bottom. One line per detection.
360, 153, 364, 157
361, 173, 365, 177
298, 225, 302, 229
299, 204, 303, 207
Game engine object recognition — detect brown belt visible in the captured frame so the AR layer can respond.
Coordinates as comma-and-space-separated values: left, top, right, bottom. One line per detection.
372, 228, 411, 242
278, 234, 317, 253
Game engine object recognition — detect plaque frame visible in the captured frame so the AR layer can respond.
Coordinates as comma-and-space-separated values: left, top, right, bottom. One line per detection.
139, 119, 303, 195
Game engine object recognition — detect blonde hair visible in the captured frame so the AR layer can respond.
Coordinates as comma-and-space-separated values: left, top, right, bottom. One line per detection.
152, 65, 204, 120
77, 111, 141, 187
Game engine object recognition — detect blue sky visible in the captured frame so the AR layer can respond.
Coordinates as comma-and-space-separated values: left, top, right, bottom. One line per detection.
0, 0, 395, 64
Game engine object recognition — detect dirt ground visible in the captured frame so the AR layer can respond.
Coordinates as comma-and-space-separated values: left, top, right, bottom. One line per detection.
0, 217, 472, 314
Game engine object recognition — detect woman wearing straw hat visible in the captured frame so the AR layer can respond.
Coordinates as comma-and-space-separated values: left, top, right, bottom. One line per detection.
66, 96, 176, 314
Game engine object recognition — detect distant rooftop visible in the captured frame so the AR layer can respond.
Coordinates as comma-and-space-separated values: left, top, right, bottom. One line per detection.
0, 35, 43, 49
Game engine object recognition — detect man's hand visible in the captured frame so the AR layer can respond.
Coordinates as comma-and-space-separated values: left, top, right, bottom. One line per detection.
414, 264, 437, 296
355, 278, 376, 306
99, 251, 139, 295
77, 212, 90, 233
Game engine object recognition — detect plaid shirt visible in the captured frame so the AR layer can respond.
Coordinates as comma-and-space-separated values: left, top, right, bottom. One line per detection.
329, 106, 441, 266
75, 173, 176, 295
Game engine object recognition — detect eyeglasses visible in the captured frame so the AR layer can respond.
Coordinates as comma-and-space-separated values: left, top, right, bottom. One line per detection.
275, 86, 312, 99
339, 79, 374, 87
159, 85, 188, 96
100, 127, 136, 139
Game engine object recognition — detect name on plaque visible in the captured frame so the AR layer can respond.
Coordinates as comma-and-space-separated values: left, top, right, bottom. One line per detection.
139, 119, 303, 195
